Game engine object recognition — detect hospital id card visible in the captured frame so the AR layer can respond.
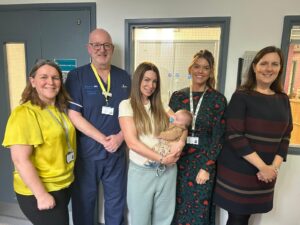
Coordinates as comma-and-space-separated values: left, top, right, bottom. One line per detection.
101, 106, 114, 115
187, 136, 199, 145
66, 152, 75, 164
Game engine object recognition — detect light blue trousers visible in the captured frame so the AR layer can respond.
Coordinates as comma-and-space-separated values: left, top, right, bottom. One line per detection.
127, 161, 177, 225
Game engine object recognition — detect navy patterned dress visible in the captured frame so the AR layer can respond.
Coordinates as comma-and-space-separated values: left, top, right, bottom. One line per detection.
214, 90, 293, 214
169, 87, 227, 225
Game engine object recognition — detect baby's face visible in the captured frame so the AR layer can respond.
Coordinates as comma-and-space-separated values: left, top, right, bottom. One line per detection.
173, 113, 190, 127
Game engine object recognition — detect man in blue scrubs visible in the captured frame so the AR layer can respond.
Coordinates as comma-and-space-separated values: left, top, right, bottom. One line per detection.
65, 28, 131, 225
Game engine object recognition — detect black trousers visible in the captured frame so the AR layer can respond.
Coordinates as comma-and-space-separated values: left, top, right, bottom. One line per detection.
226, 212, 251, 225
16, 187, 71, 225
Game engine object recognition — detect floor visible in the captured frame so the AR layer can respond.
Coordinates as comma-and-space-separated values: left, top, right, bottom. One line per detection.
0, 202, 104, 225
0, 215, 31, 225
0, 215, 76, 225
0, 213, 79, 225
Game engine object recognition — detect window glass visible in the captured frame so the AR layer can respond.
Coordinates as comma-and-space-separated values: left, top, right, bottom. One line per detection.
283, 25, 300, 147
133, 27, 221, 105
4, 43, 27, 111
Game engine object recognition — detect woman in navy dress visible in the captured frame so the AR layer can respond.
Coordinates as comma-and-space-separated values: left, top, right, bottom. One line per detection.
214, 46, 293, 225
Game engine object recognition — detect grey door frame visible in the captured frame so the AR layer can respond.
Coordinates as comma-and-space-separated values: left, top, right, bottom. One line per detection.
0, 2, 96, 74
0, 2, 96, 18
125, 17, 230, 94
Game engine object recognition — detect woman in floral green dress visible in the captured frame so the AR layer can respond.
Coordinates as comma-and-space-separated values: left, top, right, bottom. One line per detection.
170, 50, 227, 225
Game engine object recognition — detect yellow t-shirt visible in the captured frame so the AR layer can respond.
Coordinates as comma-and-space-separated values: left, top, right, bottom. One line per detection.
2, 101, 76, 195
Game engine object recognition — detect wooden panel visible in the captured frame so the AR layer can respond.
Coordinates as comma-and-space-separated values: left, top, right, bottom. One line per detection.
290, 99, 300, 145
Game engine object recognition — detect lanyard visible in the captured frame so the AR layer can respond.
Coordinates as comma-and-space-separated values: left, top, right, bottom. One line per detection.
189, 86, 207, 132
91, 63, 111, 104
46, 108, 73, 152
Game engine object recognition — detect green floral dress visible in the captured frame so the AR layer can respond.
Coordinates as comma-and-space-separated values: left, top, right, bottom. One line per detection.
169, 87, 227, 225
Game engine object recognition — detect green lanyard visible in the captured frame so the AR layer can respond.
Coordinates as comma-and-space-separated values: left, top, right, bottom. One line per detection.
91, 63, 111, 104
46, 108, 73, 152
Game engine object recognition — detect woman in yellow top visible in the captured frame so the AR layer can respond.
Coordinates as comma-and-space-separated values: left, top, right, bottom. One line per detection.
2, 59, 76, 225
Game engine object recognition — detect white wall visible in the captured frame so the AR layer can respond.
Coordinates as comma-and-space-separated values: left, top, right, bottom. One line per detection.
2, 0, 300, 98
1, 0, 300, 224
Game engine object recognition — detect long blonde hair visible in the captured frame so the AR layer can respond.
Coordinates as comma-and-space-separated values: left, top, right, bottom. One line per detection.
130, 62, 168, 135
188, 49, 216, 89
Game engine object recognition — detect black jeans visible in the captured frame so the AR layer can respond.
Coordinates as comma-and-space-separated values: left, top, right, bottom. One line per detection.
16, 187, 71, 225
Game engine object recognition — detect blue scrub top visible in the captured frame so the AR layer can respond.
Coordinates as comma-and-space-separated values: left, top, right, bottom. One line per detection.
65, 64, 131, 160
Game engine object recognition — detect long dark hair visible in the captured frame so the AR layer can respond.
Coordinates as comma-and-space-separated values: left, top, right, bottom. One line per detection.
21, 59, 71, 111
240, 46, 284, 93
130, 62, 168, 135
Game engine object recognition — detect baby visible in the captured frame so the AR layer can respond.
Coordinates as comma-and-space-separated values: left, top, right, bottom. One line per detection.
153, 109, 193, 157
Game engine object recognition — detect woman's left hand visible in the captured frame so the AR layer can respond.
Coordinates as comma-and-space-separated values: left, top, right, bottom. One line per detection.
196, 169, 210, 185
163, 151, 180, 165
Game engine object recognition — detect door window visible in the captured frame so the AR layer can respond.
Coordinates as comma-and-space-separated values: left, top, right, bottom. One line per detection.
125, 17, 230, 105
4, 42, 27, 111
281, 17, 300, 151
133, 27, 221, 104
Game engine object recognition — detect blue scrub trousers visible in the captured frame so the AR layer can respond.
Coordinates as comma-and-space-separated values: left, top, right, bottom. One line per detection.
72, 153, 127, 225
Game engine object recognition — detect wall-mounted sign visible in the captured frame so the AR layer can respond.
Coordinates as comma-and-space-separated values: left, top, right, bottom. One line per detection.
54, 58, 77, 82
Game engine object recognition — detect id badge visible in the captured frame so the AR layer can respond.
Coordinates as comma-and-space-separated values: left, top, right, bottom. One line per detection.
101, 106, 114, 115
66, 152, 75, 164
187, 136, 199, 145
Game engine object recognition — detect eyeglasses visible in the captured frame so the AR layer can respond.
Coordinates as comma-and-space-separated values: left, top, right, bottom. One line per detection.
89, 42, 113, 51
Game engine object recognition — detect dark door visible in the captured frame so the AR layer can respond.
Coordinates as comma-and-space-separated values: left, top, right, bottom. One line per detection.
0, 4, 95, 203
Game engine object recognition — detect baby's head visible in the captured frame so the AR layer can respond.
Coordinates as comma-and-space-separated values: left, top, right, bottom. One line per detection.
172, 109, 193, 129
